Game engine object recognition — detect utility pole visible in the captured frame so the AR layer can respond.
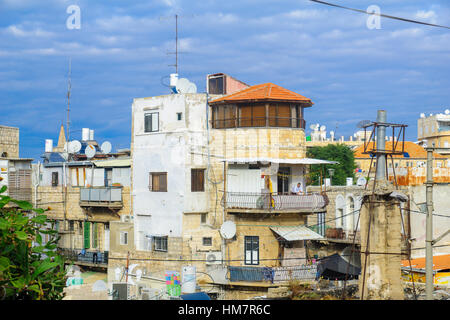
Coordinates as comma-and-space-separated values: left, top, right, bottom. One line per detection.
375, 110, 387, 180
425, 145, 434, 300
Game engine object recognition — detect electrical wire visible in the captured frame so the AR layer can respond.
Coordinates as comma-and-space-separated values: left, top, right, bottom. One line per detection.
309, 0, 450, 30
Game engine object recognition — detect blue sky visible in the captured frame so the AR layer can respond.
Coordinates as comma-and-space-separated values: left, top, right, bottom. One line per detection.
1, 0, 449, 160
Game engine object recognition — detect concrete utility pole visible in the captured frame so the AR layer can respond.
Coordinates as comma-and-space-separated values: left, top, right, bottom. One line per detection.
425, 145, 434, 300
375, 110, 387, 180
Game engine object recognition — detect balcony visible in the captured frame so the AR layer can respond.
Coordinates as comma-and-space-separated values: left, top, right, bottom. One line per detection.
222, 192, 328, 214
228, 265, 317, 283
212, 117, 306, 129
79, 187, 123, 209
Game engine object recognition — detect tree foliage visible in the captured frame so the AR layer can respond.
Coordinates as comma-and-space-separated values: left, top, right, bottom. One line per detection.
0, 186, 67, 300
307, 144, 357, 186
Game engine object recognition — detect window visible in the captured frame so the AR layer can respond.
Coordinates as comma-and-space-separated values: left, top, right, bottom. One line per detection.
317, 212, 325, 236
177, 112, 182, 121
202, 237, 212, 246
149, 172, 167, 192
191, 169, 205, 192
84, 222, 90, 249
244, 236, 259, 265
201, 213, 207, 224
51, 172, 58, 187
144, 112, 159, 132
153, 236, 168, 252
120, 231, 128, 245
69, 220, 74, 232
92, 223, 98, 248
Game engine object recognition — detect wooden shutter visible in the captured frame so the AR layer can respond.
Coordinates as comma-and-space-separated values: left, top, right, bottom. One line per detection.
253, 104, 266, 127
84, 222, 90, 249
240, 106, 252, 127
92, 223, 98, 248
191, 169, 205, 192
277, 104, 291, 127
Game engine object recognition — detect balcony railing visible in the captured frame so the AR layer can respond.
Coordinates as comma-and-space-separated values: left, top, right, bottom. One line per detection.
228, 265, 317, 283
79, 187, 123, 208
212, 117, 306, 129
222, 192, 328, 213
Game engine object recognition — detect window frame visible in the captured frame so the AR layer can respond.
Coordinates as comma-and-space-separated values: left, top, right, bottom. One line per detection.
144, 112, 159, 133
120, 231, 128, 245
191, 168, 205, 192
153, 236, 168, 252
51, 172, 59, 187
244, 236, 259, 265
202, 237, 212, 246
149, 172, 167, 192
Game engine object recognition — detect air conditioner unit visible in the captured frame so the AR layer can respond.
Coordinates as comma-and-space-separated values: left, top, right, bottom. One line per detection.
121, 215, 132, 223
141, 288, 160, 300
112, 282, 131, 300
205, 251, 222, 265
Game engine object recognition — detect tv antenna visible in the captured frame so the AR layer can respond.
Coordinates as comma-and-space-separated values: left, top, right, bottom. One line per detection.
66, 58, 72, 142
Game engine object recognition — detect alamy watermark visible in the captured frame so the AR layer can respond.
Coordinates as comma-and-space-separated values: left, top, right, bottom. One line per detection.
66, 5, 81, 30
366, 5, 381, 30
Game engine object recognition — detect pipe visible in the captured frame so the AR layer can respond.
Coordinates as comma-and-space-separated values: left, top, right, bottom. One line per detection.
425, 146, 434, 300
375, 110, 387, 181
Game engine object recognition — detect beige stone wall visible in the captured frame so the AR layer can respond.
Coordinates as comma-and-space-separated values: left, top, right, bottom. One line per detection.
0, 126, 19, 158
35, 186, 131, 252
358, 186, 403, 300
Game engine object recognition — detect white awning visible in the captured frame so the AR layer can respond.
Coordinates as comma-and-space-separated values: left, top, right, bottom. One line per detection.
93, 158, 131, 167
270, 225, 324, 241
221, 157, 338, 165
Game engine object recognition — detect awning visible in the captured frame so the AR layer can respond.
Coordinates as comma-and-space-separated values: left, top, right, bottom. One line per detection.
270, 225, 324, 241
221, 157, 338, 165
93, 158, 131, 168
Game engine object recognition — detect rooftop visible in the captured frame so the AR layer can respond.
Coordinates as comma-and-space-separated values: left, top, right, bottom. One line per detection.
354, 141, 446, 159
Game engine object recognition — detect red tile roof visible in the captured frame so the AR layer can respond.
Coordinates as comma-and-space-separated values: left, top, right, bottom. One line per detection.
209, 83, 313, 105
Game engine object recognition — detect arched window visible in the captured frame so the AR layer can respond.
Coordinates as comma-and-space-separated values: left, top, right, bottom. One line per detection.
335, 195, 345, 228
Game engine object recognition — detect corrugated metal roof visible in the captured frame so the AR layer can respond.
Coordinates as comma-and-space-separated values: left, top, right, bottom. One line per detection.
93, 158, 131, 167
221, 157, 338, 164
270, 225, 324, 241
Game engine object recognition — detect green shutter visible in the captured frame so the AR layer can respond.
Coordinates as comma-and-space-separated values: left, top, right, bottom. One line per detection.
92, 223, 98, 248
84, 222, 90, 249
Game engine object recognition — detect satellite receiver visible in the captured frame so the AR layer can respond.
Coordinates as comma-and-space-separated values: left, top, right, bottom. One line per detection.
220, 221, 236, 240
68, 140, 82, 154
356, 177, 366, 186
309, 124, 317, 130
176, 78, 197, 94
85, 144, 96, 159
320, 125, 326, 131
101, 141, 112, 154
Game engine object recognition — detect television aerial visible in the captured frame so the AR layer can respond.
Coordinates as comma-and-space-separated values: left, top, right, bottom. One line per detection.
220, 221, 236, 240
320, 125, 326, 131
85, 144, 96, 159
176, 78, 197, 93
356, 120, 372, 128
101, 141, 112, 154
68, 140, 82, 154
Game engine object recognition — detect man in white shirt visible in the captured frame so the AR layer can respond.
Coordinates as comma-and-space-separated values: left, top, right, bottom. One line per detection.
291, 182, 303, 195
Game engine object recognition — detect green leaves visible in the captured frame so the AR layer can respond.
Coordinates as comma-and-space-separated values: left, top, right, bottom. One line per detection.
0, 197, 67, 300
0, 185, 7, 194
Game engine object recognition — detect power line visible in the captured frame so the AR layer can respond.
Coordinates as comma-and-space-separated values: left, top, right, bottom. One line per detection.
309, 0, 450, 30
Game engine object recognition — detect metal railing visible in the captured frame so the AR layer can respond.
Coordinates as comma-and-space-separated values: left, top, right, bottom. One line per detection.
212, 117, 306, 129
228, 265, 317, 283
222, 192, 328, 211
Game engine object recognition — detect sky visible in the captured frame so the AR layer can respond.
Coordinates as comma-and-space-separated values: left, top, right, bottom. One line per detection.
1, 0, 449, 161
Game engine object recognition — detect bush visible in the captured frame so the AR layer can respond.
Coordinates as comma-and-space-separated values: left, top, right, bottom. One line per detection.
0, 186, 67, 300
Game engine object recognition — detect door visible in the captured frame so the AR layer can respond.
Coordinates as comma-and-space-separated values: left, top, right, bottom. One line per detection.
277, 167, 290, 194
104, 224, 110, 252
104, 168, 112, 187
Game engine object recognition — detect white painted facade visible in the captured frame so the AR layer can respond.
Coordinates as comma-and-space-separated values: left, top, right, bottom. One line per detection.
132, 93, 211, 250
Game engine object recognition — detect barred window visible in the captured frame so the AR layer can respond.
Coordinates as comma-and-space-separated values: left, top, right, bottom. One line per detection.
153, 236, 168, 252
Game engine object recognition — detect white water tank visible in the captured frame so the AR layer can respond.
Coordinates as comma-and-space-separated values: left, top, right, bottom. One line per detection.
82, 128, 90, 141
45, 139, 53, 153
170, 73, 179, 87
181, 266, 196, 294
89, 129, 94, 141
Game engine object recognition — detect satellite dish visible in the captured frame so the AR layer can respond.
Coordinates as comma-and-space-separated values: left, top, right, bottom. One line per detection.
356, 177, 366, 186
320, 125, 326, 131
101, 141, 112, 154
445, 109, 450, 115
85, 144, 96, 159
357, 120, 372, 128
220, 221, 236, 240
420, 113, 425, 118
309, 124, 317, 130
176, 78, 197, 94
68, 140, 82, 154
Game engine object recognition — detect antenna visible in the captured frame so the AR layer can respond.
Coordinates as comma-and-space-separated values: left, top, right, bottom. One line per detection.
67, 58, 72, 142
68, 140, 82, 154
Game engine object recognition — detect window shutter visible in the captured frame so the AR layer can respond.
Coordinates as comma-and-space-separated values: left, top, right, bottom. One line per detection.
160, 173, 167, 192
84, 222, 90, 249
92, 223, 98, 248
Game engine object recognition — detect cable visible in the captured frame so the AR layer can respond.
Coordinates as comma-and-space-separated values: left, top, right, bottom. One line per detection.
309, 0, 450, 30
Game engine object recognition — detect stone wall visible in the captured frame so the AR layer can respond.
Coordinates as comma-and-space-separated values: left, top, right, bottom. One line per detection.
0, 125, 19, 158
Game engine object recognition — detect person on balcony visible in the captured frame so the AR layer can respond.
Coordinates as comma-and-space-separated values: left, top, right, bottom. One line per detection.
291, 182, 303, 195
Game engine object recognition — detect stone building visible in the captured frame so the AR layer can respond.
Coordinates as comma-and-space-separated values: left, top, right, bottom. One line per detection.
417, 110, 450, 155
0, 125, 32, 204
34, 126, 131, 269
115, 74, 332, 299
